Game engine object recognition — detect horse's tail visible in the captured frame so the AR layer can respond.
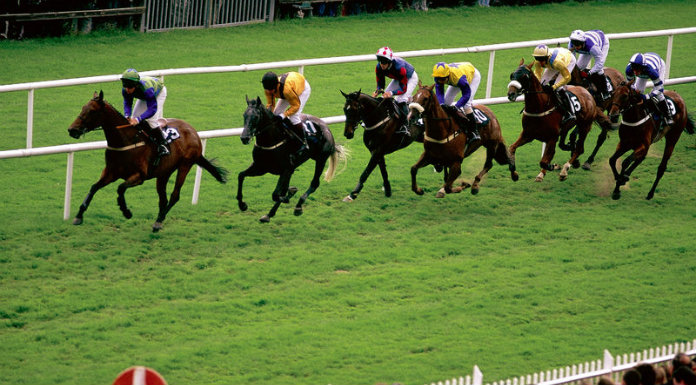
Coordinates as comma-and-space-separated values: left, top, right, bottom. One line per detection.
196, 156, 229, 184
685, 113, 695, 135
324, 144, 350, 182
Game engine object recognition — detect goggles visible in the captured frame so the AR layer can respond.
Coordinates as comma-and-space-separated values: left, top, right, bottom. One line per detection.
378, 57, 392, 65
534, 56, 548, 62
570, 40, 584, 47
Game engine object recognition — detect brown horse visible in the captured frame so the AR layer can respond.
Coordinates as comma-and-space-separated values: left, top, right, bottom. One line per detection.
68, 91, 228, 232
507, 59, 610, 182
408, 83, 518, 197
569, 66, 626, 169
607, 81, 694, 200
340, 90, 424, 201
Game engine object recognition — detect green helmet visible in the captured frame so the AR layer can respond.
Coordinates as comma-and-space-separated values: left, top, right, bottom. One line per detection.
121, 68, 140, 88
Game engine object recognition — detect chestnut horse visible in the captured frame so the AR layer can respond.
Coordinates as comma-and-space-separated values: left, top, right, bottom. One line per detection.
408, 83, 518, 197
569, 66, 626, 169
238, 96, 347, 222
68, 91, 228, 232
507, 59, 609, 182
340, 90, 424, 201
607, 81, 694, 200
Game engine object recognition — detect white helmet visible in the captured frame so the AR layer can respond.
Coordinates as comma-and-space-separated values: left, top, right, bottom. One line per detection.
376, 46, 394, 63
569, 30, 586, 45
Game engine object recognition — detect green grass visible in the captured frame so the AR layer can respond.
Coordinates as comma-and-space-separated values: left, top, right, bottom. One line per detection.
2, 1, 696, 385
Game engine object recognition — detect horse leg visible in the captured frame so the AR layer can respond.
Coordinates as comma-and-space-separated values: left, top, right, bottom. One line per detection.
410, 152, 431, 195
72, 170, 117, 225
439, 162, 462, 198
560, 124, 589, 181
377, 156, 392, 197
646, 140, 677, 200
494, 142, 518, 182
152, 165, 192, 232
608, 144, 632, 200
344, 155, 379, 202
261, 169, 294, 222
116, 174, 145, 220
508, 135, 532, 179
237, 163, 266, 212
537, 139, 558, 182
472, 147, 495, 195
583, 128, 608, 170
295, 157, 327, 216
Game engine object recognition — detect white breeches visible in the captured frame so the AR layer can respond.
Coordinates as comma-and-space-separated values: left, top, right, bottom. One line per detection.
444, 68, 481, 113
274, 80, 311, 125
133, 86, 167, 129
540, 55, 577, 90
385, 71, 419, 103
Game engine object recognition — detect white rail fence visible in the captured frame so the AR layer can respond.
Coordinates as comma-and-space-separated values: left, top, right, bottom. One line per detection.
0, 27, 695, 220
431, 339, 696, 385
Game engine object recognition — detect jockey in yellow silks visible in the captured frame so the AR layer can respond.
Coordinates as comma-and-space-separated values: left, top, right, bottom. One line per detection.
532, 44, 578, 124
432, 61, 481, 143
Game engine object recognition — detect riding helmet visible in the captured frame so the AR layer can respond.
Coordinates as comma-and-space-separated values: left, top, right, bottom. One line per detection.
432, 62, 450, 78
261, 71, 279, 91
120, 68, 140, 88
376, 47, 394, 64
569, 29, 586, 46
629, 53, 645, 67
533, 44, 549, 61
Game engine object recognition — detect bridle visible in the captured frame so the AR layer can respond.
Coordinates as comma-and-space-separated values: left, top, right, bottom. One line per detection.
344, 94, 393, 131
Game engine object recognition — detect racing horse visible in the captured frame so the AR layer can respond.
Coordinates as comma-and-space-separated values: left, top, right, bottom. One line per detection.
507, 59, 609, 182
340, 90, 424, 201
238, 96, 347, 222
569, 66, 626, 169
607, 80, 694, 200
68, 91, 228, 232
408, 83, 518, 197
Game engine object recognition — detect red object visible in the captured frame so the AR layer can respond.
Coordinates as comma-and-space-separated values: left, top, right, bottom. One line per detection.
112, 366, 167, 385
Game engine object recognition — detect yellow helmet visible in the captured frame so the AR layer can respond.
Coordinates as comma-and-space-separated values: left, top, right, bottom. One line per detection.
432, 62, 450, 78
533, 44, 549, 60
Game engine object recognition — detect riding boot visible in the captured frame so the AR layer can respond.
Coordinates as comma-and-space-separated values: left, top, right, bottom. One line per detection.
289, 122, 309, 166
597, 74, 612, 101
556, 90, 576, 125
149, 127, 170, 156
464, 112, 481, 144
396, 101, 411, 136
657, 99, 675, 126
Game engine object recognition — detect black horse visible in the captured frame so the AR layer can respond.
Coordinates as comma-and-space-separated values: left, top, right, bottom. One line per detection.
341, 90, 424, 201
237, 96, 348, 222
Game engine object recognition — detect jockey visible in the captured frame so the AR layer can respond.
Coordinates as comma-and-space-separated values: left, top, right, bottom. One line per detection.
532, 44, 578, 125
625, 52, 674, 126
262, 70, 311, 163
373, 46, 419, 131
121, 68, 169, 157
432, 61, 481, 143
568, 29, 612, 101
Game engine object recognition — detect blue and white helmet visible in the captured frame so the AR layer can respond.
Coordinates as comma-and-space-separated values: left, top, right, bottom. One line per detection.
569, 30, 586, 46
630, 53, 645, 67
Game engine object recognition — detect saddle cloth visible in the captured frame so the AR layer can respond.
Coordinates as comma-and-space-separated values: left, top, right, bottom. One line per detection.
156, 118, 181, 144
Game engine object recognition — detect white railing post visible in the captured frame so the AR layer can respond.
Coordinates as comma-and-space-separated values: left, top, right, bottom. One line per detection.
486, 50, 496, 99
665, 35, 674, 79
298, 65, 305, 75
27, 89, 35, 149
473, 365, 483, 385
64, 152, 74, 220
603, 349, 614, 371
192, 138, 207, 204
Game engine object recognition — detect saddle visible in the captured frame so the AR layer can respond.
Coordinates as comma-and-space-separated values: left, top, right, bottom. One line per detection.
441, 105, 490, 127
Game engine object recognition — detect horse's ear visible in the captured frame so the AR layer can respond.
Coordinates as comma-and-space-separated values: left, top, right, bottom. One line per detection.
519, 58, 525, 66
98, 90, 104, 102
340, 90, 348, 98
358, 88, 361, 94
418, 79, 422, 88
256, 96, 262, 105
246, 95, 250, 105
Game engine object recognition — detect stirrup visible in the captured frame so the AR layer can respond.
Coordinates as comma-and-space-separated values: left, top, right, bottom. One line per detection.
158, 145, 170, 156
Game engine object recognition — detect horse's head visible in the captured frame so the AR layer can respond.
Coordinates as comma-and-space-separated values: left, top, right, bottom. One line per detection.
68, 91, 106, 139
242, 95, 272, 145
408, 82, 435, 120
507, 59, 534, 102
341, 89, 363, 139
608, 79, 638, 124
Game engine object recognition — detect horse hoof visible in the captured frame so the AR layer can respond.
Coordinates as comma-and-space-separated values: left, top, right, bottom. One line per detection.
384, 190, 392, 197
239, 202, 248, 212
259, 215, 271, 223
123, 210, 133, 219
559, 175, 568, 181
414, 188, 424, 196
461, 181, 471, 188
612, 192, 621, 200
72, 217, 83, 225
572, 159, 581, 168
511, 172, 519, 182
552, 164, 560, 170
646, 193, 654, 200
289, 186, 298, 195
294, 207, 303, 216
435, 189, 446, 198
152, 222, 163, 232
581, 162, 592, 171
471, 187, 479, 195
535, 176, 544, 182
342, 195, 354, 202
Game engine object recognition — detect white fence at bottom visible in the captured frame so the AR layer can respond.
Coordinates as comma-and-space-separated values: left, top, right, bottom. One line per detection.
1, 76, 695, 220
431, 339, 696, 385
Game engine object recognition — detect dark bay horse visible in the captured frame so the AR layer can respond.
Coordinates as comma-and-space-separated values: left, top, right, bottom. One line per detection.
238, 96, 347, 222
68, 91, 228, 232
607, 81, 694, 200
340, 90, 424, 201
569, 66, 626, 169
507, 59, 609, 182
408, 83, 518, 197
